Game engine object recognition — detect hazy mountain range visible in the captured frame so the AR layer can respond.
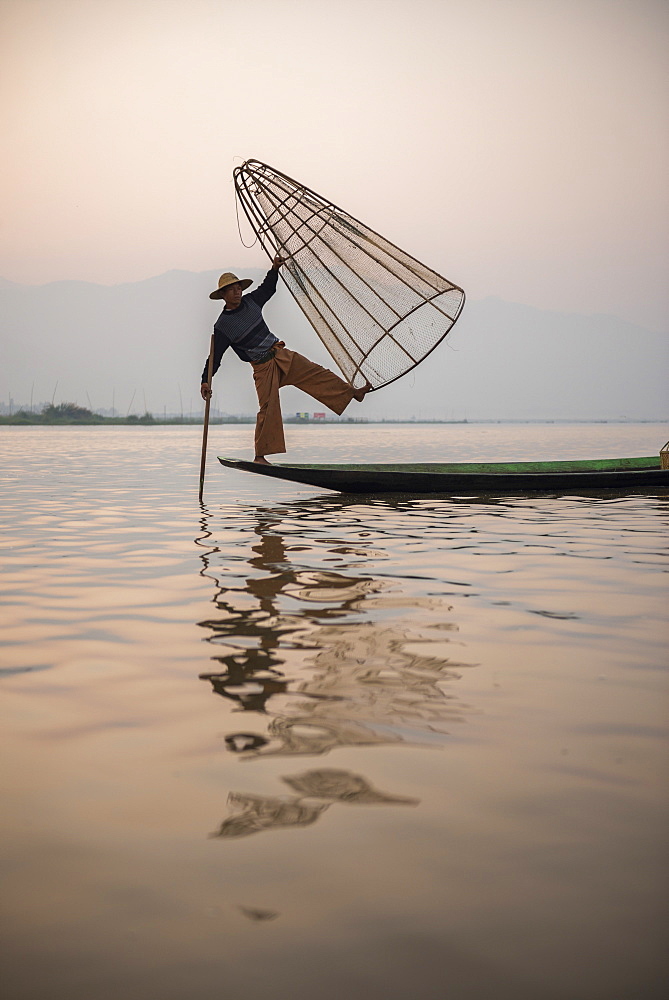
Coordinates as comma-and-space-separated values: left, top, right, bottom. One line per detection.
1, 269, 667, 420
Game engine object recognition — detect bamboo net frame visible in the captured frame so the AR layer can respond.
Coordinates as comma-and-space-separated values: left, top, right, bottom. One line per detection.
233, 159, 465, 391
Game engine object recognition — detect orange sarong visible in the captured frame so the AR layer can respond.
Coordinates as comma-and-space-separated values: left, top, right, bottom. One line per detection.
252, 346, 356, 456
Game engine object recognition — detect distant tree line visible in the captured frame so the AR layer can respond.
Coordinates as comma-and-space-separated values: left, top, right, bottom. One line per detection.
0, 403, 369, 425
0, 402, 156, 424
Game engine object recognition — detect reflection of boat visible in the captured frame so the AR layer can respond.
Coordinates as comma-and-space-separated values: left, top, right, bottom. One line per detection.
219, 456, 667, 494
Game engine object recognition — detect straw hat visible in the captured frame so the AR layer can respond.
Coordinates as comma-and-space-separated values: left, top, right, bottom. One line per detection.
209, 272, 253, 300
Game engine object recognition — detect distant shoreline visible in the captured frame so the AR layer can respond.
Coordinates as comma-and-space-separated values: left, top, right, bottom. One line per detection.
1, 415, 665, 427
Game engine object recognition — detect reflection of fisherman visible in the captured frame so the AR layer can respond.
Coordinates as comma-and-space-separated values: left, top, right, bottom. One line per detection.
200, 256, 371, 464
200, 649, 287, 713
198, 511, 465, 760
199, 522, 295, 721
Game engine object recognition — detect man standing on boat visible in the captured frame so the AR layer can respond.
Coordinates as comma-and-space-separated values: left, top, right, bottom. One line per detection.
200, 255, 371, 463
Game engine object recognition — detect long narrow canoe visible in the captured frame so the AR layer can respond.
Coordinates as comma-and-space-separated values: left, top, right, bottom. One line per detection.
218, 456, 667, 494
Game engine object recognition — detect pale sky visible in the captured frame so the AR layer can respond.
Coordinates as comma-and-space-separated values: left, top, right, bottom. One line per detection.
1, 0, 668, 330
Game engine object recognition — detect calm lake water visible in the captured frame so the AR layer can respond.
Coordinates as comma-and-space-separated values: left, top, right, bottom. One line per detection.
1, 423, 668, 1000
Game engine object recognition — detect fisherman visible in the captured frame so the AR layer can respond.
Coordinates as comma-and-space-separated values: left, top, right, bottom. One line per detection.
200, 255, 371, 463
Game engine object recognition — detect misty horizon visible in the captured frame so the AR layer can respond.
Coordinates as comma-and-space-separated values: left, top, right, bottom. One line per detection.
2, 267, 667, 423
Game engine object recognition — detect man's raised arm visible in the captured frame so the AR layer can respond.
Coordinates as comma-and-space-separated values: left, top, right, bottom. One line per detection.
248, 255, 285, 308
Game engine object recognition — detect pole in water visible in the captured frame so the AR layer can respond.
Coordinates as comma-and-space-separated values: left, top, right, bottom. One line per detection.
199, 334, 215, 500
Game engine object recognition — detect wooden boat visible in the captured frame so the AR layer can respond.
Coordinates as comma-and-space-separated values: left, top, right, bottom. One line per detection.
218, 456, 667, 495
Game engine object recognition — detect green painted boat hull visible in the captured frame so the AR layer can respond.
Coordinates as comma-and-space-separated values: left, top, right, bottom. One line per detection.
218, 456, 667, 495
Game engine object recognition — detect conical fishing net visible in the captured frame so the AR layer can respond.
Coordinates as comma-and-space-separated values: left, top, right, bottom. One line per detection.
234, 160, 465, 391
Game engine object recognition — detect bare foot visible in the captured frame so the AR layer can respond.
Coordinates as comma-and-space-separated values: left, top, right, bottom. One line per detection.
253, 456, 272, 465
353, 382, 372, 402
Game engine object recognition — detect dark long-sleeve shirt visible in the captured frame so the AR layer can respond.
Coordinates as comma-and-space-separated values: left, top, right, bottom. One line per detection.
201, 269, 279, 382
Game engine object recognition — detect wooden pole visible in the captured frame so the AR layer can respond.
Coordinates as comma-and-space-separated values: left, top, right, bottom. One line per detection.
198, 334, 215, 500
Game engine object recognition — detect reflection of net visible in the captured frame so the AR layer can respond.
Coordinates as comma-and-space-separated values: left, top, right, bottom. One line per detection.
234, 159, 466, 390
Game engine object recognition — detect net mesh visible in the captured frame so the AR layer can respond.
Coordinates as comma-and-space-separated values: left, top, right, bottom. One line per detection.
234, 159, 465, 390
